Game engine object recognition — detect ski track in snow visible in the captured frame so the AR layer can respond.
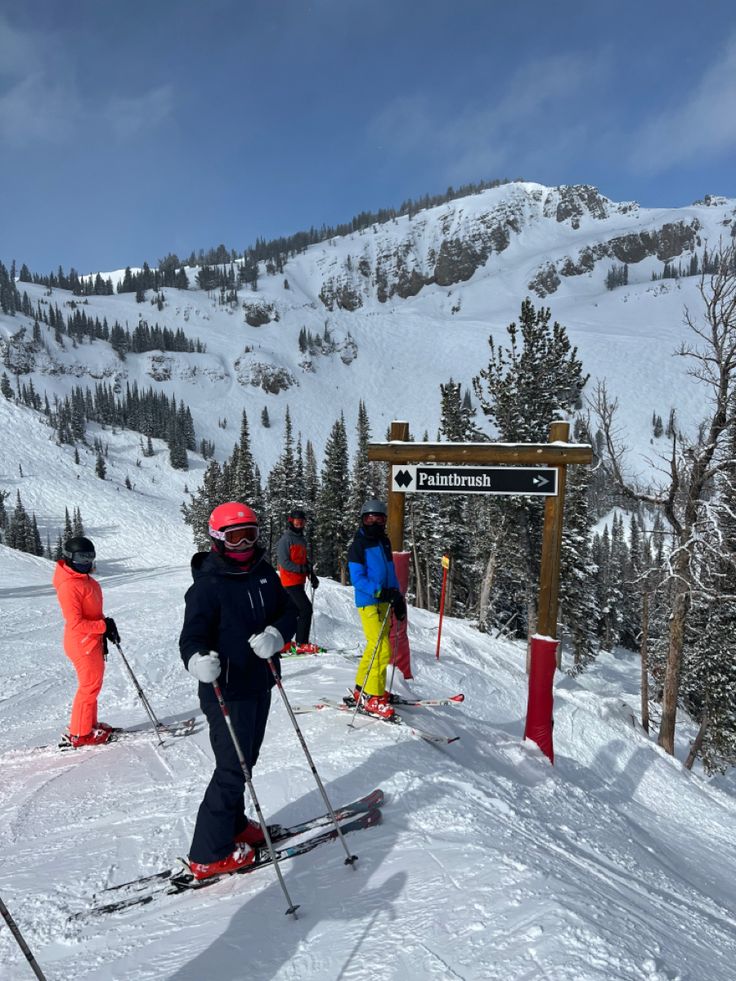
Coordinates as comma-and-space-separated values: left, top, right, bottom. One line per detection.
1, 560, 735, 980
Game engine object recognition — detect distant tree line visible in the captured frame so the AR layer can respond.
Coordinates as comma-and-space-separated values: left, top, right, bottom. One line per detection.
0, 260, 22, 314
2, 372, 195, 472
1, 296, 204, 356
8, 176, 520, 297
0, 490, 86, 561
604, 247, 736, 290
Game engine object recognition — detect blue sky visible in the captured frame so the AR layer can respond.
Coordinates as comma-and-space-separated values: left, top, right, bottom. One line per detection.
2, 0, 735, 274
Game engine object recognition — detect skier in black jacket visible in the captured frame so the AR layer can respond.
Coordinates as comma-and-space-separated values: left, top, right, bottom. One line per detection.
179, 501, 297, 880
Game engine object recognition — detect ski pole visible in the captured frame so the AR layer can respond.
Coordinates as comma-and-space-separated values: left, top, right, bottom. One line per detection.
264, 658, 357, 868
211, 681, 300, 917
387, 618, 401, 698
308, 578, 317, 649
348, 603, 393, 728
113, 642, 166, 748
0, 894, 47, 981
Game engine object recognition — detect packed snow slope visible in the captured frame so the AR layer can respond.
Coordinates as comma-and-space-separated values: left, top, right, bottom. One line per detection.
1, 543, 735, 981
2, 182, 735, 481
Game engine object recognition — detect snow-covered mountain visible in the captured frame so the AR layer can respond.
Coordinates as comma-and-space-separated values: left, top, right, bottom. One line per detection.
2, 181, 735, 493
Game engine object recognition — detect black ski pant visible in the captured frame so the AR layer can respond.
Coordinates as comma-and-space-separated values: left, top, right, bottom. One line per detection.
284, 584, 313, 644
189, 691, 271, 863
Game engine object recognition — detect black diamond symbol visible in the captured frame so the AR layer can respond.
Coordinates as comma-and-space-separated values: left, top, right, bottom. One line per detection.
395, 469, 413, 488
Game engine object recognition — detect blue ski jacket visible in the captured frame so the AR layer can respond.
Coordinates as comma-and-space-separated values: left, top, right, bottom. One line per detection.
347, 528, 399, 608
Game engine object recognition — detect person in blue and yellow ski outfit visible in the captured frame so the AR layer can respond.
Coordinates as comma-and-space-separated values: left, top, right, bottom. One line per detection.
348, 499, 406, 719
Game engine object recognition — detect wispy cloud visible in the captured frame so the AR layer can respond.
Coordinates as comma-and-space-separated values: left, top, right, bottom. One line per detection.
630, 34, 736, 174
0, 13, 174, 148
0, 15, 41, 76
367, 51, 610, 181
104, 86, 175, 141
0, 72, 82, 146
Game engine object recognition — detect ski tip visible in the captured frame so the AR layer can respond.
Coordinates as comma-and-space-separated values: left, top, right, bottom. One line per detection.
450, 694, 465, 702
364, 806, 383, 827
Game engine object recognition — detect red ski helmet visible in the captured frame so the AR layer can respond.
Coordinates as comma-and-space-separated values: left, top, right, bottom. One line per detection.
208, 502, 259, 551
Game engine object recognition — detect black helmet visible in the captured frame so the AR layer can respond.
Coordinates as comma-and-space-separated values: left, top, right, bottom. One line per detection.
288, 508, 307, 524
62, 536, 96, 573
360, 499, 387, 517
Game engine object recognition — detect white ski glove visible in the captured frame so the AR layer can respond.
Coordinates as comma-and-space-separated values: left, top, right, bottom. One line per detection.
188, 651, 221, 683
248, 626, 283, 660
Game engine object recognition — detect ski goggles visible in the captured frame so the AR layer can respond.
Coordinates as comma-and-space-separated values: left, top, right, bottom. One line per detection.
218, 524, 259, 549
363, 513, 387, 525
70, 551, 96, 565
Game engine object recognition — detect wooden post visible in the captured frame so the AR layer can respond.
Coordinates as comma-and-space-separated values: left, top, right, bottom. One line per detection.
386, 420, 409, 550
537, 420, 570, 647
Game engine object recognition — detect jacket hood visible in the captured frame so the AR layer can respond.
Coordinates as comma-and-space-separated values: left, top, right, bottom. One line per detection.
190, 547, 266, 579
52, 559, 90, 588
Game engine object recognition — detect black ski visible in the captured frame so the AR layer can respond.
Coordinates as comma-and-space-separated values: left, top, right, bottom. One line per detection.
87, 788, 384, 902
293, 698, 460, 745
385, 692, 465, 707
81, 806, 382, 917
57, 717, 198, 751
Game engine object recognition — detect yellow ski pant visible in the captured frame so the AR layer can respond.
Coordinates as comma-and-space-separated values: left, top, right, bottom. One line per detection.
355, 603, 392, 697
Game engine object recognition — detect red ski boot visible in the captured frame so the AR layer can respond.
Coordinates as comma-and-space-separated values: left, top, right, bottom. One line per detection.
189, 845, 256, 880
69, 727, 113, 748
361, 695, 395, 720
234, 819, 266, 847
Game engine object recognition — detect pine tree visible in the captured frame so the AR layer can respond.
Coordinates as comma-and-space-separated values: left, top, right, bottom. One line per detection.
434, 380, 479, 614
680, 421, 736, 772
304, 439, 320, 552
473, 298, 588, 632
267, 406, 296, 537
230, 410, 258, 504
348, 400, 379, 530
559, 418, 599, 670
168, 419, 189, 470
7, 491, 32, 552
182, 460, 224, 549
316, 414, 351, 579
95, 451, 106, 479
30, 514, 43, 555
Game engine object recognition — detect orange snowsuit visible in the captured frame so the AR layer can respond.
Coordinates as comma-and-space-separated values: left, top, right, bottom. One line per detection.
52, 560, 107, 737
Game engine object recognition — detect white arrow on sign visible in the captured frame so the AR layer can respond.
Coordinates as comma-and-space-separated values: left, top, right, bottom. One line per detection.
532, 475, 550, 487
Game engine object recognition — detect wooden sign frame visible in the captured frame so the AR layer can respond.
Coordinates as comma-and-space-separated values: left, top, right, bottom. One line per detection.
369, 420, 593, 640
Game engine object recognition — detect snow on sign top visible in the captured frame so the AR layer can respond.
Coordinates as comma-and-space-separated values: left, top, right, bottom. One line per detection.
391, 464, 558, 495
